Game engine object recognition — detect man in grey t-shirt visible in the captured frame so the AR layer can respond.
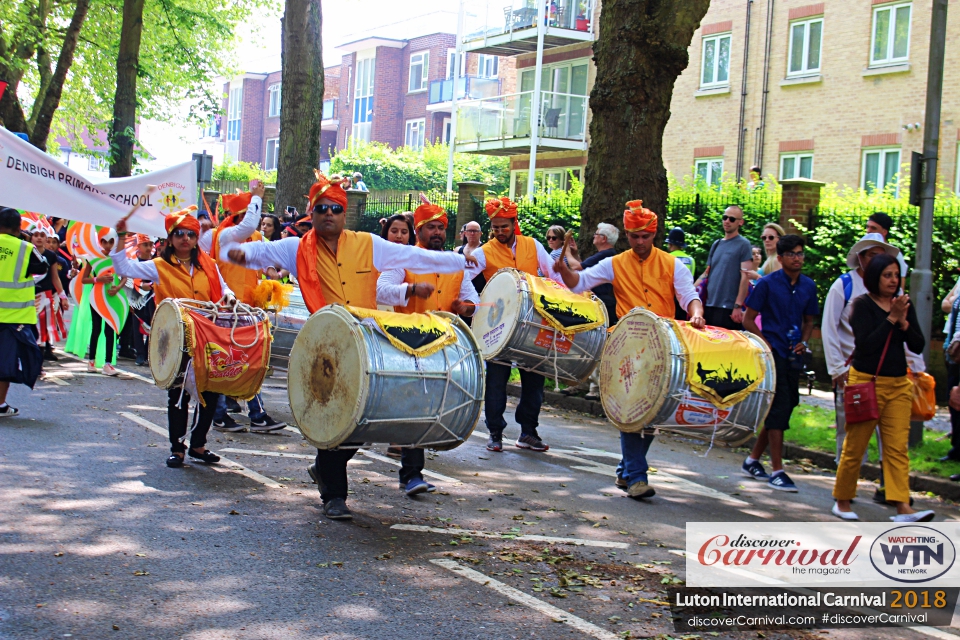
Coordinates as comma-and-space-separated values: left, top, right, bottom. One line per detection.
695, 206, 754, 330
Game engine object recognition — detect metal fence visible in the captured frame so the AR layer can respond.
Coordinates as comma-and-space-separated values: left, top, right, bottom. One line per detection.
358, 190, 461, 246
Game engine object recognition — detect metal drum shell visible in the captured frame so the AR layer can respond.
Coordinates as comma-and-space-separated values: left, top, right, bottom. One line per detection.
149, 299, 188, 389
268, 287, 310, 371
473, 268, 608, 385
287, 306, 484, 451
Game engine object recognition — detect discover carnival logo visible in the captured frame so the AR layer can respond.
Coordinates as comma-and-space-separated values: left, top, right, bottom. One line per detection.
869, 526, 956, 583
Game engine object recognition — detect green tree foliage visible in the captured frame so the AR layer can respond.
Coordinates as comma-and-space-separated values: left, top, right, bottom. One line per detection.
212, 156, 277, 183
330, 140, 509, 193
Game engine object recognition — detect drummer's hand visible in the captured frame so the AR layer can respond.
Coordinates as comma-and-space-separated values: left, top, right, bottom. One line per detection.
221, 293, 237, 307
227, 248, 247, 266
115, 218, 128, 235
462, 253, 479, 268
689, 314, 706, 330
59, 297, 70, 311
451, 299, 475, 317
411, 282, 435, 299
731, 306, 745, 324
251, 180, 266, 199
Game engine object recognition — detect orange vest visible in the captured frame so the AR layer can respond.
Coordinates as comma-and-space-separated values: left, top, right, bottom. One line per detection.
481, 235, 539, 280
611, 247, 677, 319
153, 257, 215, 305
397, 244, 463, 314
296, 230, 379, 313
212, 227, 262, 305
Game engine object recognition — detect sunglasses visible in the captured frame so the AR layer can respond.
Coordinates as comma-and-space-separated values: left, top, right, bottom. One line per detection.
722, 215, 742, 223
547, 236, 561, 241
781, 251, 805, 259
761, 235, 778, 241
171, 229, 197, 239
312, 204, 345, 214
464, 229, 481, 233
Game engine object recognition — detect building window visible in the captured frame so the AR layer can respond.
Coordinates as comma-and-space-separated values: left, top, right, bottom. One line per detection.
265, 138, 279, 171
227, 87, 242, 142
268, 84, 281, 117
700, 33, 731, 88
871, 2, 911, 66
695, 158, 724, 186
322, 99, 336, 120
202, 115, 220, 139
512, 167, 582, 199
409, 51, 429, 92
87, 154, 107, 172
405, 118, 426, 150
353, 57, 375, 143
787, 18, 822, 76
477, 54, 499, 78
780, 153, 814, 180
861, 147, 901, 194
446, 48, 465, 80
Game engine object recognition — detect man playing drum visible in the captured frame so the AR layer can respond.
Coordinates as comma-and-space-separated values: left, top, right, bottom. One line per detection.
467, 197, 562, 453
377, 202, 480, 496
224, 174, 476, 520
113, 210, 236, 468
555, 200, 705, 500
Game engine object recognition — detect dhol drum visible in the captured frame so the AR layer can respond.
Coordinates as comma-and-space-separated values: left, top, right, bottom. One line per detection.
268, 286, 310, 371
471, 268, 608, 385
287, 305, 484, 450
149, 299, 272, 397
599, 309, 775, 447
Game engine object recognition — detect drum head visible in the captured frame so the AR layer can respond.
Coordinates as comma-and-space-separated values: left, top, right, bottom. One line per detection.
599, 309, 672, 431
288, 306, 366, 449
150, 300, 185, 389
472, 269, 524, 360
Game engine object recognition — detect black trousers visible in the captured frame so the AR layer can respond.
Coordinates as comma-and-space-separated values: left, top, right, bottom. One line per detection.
167, 387, 220, 454
399, 448, 425, 485
119, 313, 136, 355
315, 446, 360, 503
704, 306, 743, 331
484, 361, 544, 439
948, 363, 960, 458
89, 311, 115, 362
133, 300, 154, 362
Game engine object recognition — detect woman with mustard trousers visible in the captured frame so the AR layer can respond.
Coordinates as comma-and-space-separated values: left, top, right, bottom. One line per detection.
832, 253, 934, 522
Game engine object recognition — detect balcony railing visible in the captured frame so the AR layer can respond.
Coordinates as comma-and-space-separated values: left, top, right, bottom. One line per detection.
455, 89, 588, 146
462, 0, 595, 47
428, 76, 502, 105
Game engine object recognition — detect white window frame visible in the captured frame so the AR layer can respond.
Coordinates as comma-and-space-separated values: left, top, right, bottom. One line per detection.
87, 154, 107, 172
404, 118, 426, 150
446, 48, 465, 80
779, 153, 814, 180
509, 167, 583, 199
268, 83, 281, 117
441, 117, 451, 144
409, 51, 429, 93
352, 55, 375, 144
695, 157, 724, 186
227, 87, 242, 142
861, 147, 901, 194
700, 33, 732, 88
477, 54, 499, 79
787, 17, 823, 76
870, 1, 912, 67
265, 138, 279, 171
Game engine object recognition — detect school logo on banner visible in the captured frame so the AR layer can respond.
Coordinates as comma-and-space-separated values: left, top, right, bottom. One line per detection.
157, 181, 189, 214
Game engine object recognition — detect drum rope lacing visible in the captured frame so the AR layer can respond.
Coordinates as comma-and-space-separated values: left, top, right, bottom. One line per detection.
186, 298, 267, 349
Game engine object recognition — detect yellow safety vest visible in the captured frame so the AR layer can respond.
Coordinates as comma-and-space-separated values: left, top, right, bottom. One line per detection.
0, 233, 38, 324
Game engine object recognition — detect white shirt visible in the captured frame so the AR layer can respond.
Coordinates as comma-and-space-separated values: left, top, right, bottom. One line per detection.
821, 269, 925, 378
223, 232, 468, 279
376, 267, 480, 308
198, 229, 213, 253
465, 237, 560, 282
570, 252, 700, 312
214, 196, 262, 257
110, 244, 232, 298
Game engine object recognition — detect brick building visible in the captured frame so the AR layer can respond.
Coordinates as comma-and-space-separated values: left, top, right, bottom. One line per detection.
212, 31, 511, 172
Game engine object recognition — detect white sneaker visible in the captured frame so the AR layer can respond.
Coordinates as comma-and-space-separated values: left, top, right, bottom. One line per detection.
102, 363, 120, 377
87, 361, 97, 373
831, 503, 859, 521
891, 510, 935, 523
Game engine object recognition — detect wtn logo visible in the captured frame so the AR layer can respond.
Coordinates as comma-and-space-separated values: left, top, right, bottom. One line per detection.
880, 543, 944, 567
870, 526, 956, 583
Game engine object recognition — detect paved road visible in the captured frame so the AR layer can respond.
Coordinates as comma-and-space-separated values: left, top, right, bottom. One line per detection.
1, 353, 958, 639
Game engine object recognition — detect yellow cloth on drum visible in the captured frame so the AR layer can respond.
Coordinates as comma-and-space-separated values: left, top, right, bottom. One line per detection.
527, 275, 605, 337
347, 306, 456, 358
671, 320, 765, 409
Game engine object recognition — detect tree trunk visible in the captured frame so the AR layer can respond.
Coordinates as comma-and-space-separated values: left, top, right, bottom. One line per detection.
0, 0, 51, 136
275, 0, 324, 215
109, 0, 146, 177
580, 0, 710, 253
29, 0, 91, 150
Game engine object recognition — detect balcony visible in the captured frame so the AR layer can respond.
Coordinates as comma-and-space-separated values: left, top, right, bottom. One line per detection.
427, 76, 502, 111
454, 89, 588, 156
461, 0, 595, 56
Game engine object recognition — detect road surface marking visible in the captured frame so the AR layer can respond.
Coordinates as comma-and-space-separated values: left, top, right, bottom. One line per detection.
116, 412, 283, 488
430, 559, 619, 640
667, 551, 956, 640
52, 351, 153, 383
394, 524, 629, 549
357, 448, 460, 484
220, 447, 371, 464
127, 404, 165, 412
41, 375, 69, 386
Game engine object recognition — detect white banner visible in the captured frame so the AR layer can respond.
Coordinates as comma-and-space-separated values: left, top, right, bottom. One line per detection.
0, 126, 197, 237
687, 522, 960, 587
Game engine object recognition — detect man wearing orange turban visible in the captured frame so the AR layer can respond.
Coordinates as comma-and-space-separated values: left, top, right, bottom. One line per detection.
224, 172, 475, 520
554, 199, 704, 501
113, 208, 235, 470
468, 196, 563, 455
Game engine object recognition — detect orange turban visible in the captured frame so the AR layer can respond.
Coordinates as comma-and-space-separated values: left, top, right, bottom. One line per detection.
413, 204, 447, 230
165, 206, 200, 236
484, 197, 521, 236
221, 192, 253, 215
135, 234, 152, 245
623, 200, 658, 234
307, 173, 349, 210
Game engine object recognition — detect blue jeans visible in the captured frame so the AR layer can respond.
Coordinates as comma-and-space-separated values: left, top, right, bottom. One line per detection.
213, 393, 266, 422
617, 431, 655, 485
484, 362, 544, 439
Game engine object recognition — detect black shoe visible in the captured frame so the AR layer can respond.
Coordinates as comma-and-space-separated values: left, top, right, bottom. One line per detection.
119, 348, 138, 360
135, 358, 147, 367
386, 446, 403, 459
0, 404, 20, 418
43, 346, 58, 362
213, 415, 245, 432
322, 498, 353, 520
486, 435, 503, 452
166, 453, 184, 468
226, 398, 243, 413
940, 453, 960, 463
308, 463, 318, 484
874, 487, 914, 506
249, 414, 286, 432
188, 448, 220, 464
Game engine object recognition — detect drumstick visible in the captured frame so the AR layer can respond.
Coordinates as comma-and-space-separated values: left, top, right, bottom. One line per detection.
119, 184, 158, 225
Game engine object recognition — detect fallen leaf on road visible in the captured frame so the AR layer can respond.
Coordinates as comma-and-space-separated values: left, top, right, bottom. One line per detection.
191, 502, 203, 506
133, 570, 149, 576
478, 508, 489, 512
54, 552, 64, 557
618, 531, 629, 535
228, 510, 240, 515
113, 625, 120, 630
135, 553, 146, 557
316, 563, 328, 567
637, 597, 670, 606
147, 444, 158, 447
